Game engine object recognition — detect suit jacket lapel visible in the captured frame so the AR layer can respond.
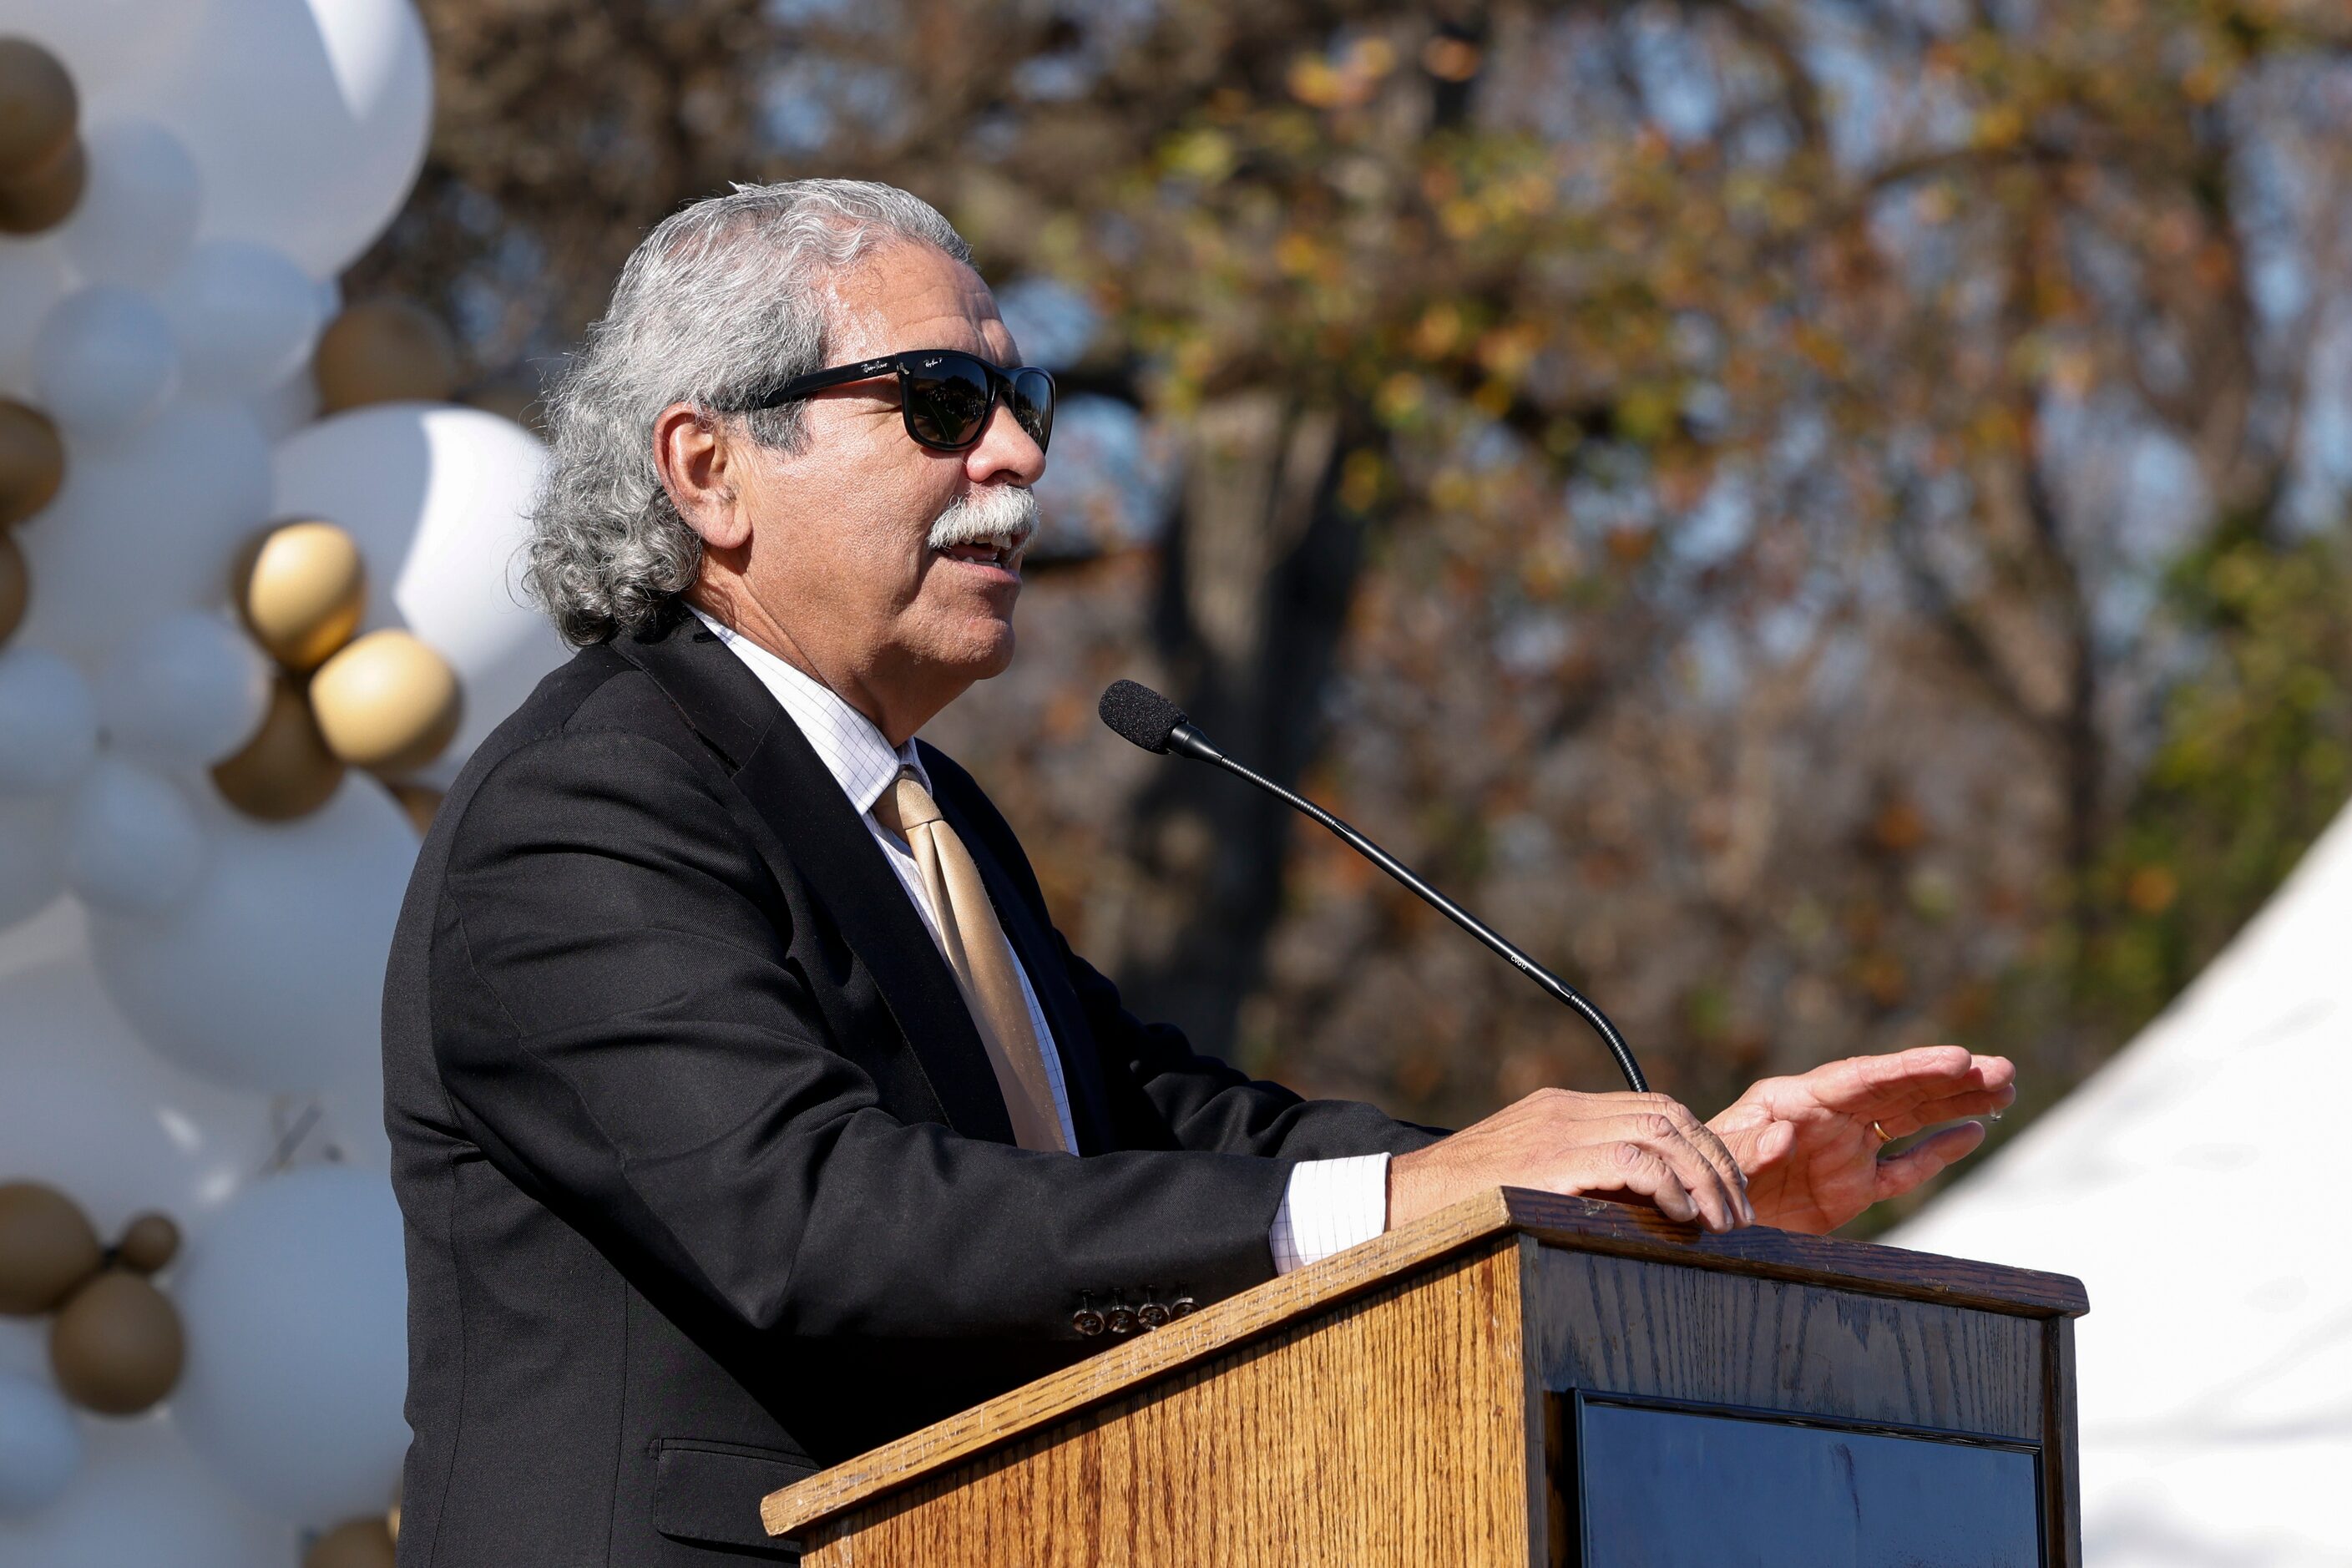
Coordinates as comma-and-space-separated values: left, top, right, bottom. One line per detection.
610, 617, 1019, 1147
928, 775, 1118, 1156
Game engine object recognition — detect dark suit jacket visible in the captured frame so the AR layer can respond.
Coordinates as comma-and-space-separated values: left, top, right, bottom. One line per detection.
382, 609, 1442, 1566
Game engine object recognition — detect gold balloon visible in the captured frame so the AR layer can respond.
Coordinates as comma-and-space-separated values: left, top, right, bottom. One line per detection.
114, 1212, 181, 1277
240, 519, 367, 671
49, 1269, 184, 1414
0, 40, 76, 180
213, 673, 346, 820
0, 135, 83, 235
305, 1519, 398, 1568
388, 781, 444, 837
311, 630, 462, 776
0, 398, 64, 525
0, 1181, 102, 1317
313, 299, 460, 413
0, 530, 24, 649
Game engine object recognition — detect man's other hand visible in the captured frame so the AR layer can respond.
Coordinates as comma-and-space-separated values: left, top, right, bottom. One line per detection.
1388, 1089, 1754, 1234
1707, 1045, 2017, 1235
1384, 1046, 2016, 1240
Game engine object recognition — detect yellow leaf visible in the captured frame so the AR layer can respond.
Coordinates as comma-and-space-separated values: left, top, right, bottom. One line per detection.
1164, 129, 1235, 182
1975, 104, 2028, 149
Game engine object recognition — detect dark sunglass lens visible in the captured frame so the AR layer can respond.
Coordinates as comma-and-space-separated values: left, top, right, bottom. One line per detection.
903, 356, 993, 448
1011, 369, 1055, 451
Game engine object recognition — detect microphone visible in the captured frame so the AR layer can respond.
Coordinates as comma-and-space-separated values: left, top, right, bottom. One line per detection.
1098, 680, 1649, 1093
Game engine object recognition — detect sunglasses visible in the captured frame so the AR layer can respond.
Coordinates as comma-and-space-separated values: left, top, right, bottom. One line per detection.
747, 349, 1055, 454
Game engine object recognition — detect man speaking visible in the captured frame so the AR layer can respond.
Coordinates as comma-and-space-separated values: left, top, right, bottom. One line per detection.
382, 180, 2014, 1566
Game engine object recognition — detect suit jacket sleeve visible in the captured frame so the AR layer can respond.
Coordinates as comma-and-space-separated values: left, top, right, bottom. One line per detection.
429, 723, 1412, 1349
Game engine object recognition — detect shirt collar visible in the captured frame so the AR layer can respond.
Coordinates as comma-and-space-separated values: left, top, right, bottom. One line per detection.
691, 608, 927, 817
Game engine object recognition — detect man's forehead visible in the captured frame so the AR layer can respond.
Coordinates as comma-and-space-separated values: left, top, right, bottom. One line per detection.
822, 244, 1015, 362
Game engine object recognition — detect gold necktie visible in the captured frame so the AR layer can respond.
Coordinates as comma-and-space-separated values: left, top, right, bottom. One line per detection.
872, 769, 1070, 1153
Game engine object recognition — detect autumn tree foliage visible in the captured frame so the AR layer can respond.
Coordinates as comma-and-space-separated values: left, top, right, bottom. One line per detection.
364, 0, 2352, 1208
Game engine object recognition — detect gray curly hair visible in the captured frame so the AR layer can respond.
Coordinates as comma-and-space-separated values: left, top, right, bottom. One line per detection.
524, 179, 973, 646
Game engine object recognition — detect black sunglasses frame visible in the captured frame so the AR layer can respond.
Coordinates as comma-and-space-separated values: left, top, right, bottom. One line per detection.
745, 349, 1056, 454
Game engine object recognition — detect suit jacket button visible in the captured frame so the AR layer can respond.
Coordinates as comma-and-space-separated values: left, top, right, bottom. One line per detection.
1167, 1296, 1197, 1318
1105, 1305, 1138, 1336
1137, 1302, 1170, 1329
1071, 1302, 1105, 1337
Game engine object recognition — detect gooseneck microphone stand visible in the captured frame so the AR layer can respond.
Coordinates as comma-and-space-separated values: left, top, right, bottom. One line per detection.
1098, 680, 1649, 1095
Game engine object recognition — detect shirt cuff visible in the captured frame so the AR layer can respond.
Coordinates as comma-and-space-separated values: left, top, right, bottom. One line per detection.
1268, 1154, 1391, 1276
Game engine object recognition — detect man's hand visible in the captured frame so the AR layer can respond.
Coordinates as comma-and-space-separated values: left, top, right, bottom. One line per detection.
1706, 1045, 2016, 1234
1386, 1046, 2014, 1239
1388, 1089, 1754, 1234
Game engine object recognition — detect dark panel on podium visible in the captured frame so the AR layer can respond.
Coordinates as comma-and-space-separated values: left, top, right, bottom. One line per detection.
1568, 1395, 2042, 1568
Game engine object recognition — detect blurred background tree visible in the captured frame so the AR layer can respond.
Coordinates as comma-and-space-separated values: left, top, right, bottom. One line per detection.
361, 0, 2352, 1223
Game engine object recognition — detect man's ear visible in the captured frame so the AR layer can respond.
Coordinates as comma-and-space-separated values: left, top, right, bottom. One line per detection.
651, 402, 753, 551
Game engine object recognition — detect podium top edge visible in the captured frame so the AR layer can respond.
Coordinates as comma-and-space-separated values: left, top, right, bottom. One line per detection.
761, 1187, 2084, 1538
1490, 1186, 2089, 1318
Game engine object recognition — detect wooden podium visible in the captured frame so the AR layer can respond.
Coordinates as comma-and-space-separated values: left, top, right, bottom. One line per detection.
761, 1187, 2086, 1565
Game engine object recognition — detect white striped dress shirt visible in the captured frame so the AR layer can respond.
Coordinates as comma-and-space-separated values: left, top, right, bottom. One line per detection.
695, 609, 1387, 1273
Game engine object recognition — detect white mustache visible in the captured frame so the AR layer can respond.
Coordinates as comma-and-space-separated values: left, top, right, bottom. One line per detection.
927, 487, 1039, 567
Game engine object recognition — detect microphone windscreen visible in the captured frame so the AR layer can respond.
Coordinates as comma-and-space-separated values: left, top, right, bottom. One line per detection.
1098, 680, 1188, 754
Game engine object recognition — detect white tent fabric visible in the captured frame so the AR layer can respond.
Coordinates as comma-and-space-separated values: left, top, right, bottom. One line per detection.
1893, 804, 2352, 1566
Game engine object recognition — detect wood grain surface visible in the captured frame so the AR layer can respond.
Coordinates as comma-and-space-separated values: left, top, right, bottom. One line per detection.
794, 1242, 1538, 1567
764, 1185, 2086, 1550
2044, 1317, 2084, 1567
763, 1186, 1530, 1539
1523, 1244, 2047, 1441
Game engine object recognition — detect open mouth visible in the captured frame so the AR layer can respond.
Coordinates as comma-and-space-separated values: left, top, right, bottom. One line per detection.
935, 532, 1025, 571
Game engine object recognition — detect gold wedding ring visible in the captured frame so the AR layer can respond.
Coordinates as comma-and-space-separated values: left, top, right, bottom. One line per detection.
1870, 1120, 1893, 1145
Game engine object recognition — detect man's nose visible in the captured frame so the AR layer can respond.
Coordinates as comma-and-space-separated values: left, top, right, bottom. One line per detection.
964, 397, 1048, 488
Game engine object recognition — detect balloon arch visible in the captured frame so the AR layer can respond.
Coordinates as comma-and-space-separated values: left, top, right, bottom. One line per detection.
0, 3, 564, 1562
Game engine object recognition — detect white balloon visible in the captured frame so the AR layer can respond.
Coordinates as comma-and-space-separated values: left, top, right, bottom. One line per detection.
0, 1323, 38, 1386
16, 401, 272, 667
0, 794, 67, 931
0, 648, 99, 797
65, 761, 209, 915
0, 901, 276, 1231
313, 1074, 391, 1172
145, 0, 432, 277
57, 119, 203, 288
162, 240, 323, 397
0, 0, 206, 104
246, 285, 338, 443
0, 885, 86, 978
168, 1166, 408, 1528
90, 776, 417, 1093
31, 287, 181, 438
0, 244, 71, 400
247, 360, 321, 442
0, 1410, 295, 1568
0, 1371, 81, 1515
275, 404, 564, 786
96, 610, 269, 769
